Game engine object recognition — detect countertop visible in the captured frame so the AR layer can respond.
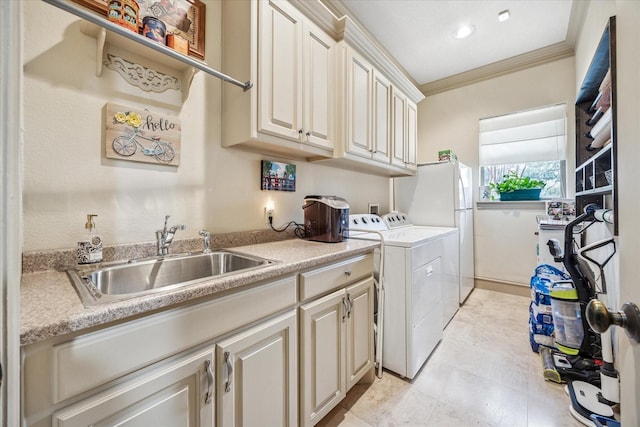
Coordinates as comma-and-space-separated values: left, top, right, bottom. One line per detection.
20, 239, 378, 346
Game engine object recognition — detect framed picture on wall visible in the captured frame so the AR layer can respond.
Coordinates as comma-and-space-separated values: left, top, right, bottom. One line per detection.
261, 161, 296, 192
71, 0, 206, 60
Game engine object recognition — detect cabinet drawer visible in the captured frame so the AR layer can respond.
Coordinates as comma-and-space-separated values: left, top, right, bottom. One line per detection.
299, 254, 373, 301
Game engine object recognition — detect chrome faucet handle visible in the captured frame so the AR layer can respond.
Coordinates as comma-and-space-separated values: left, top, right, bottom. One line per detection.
199, 230, 212, 253
162, 215, 171, 233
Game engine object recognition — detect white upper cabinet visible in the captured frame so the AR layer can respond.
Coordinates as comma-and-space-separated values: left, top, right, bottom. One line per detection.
344, 48, 374, 158
372, 71, 392, 164
391, 88, 417, 171
222, 0, 334, 159
303, 20, 335, 150
222, 0, 423, 172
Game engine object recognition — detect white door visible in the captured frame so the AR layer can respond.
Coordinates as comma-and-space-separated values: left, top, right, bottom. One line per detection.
616, 3, 640, 424
390, 87, 407, 168
372, 71, 391, 163
345, 278, 375, 389
456, 209, 475, 303
53, 349, 215, 427
258, 0, 303, 141
1, 2, 22, 425
299, 288, 346, 427
345, 48, 373, 159
303, 19, 334, 150
405, 100, 418, 170
216, 311, 297, 427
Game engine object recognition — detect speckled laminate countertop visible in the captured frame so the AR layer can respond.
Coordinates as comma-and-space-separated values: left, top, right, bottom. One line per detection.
20, 239, 378, 346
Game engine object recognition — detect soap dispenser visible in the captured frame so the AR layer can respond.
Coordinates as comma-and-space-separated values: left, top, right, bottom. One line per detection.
77, 214, 103, 264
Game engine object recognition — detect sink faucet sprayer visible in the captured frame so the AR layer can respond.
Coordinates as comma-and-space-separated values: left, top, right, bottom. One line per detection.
199, 230, 212, 254
156, 215, 186, 256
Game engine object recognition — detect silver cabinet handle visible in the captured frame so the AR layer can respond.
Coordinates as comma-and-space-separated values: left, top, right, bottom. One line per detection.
342, 297, 349, 322
347, 294, 353, 319
224, 351, 233, 393
425, 266, 433, 277
204, 359, 213, 405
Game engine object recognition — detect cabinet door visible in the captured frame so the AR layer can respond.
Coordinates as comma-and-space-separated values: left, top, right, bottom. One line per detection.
52, 349, 214, 427
345, 49, 374, 158
391, 87, 407, 168
345, 278, 375, 390
216, 311, 297, 427
258, 0, 303, 141
300, 288, 347, 427
372, 71, 391, 163
405, 100, 418, 170
303, 19, 334, 150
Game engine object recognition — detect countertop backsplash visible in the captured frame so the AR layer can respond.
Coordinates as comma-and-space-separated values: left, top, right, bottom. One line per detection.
22, 228, 298, 274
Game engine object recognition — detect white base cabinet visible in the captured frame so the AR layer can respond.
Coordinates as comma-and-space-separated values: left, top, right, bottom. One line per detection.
52, 349, 214, 427
299, 260, 375, 427
22, 254, 375, 427
216, 310, 297, 427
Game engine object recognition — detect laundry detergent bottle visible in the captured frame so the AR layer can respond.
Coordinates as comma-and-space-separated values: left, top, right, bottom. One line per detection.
77, 214, 103, 264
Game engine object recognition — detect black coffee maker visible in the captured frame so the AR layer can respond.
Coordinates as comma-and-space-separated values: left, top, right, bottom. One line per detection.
302, 196, 350, 243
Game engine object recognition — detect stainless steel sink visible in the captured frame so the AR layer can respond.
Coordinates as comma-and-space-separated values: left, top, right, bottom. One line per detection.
67, 250, 276, 306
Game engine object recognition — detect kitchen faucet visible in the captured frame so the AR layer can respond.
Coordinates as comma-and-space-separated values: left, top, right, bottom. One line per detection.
156, 215, 186, 256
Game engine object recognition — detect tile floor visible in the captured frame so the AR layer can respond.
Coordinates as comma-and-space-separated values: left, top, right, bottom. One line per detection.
317, 288, 585, 427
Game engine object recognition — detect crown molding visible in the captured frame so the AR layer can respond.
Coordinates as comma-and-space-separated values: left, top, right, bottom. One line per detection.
321, 0, 586, 98
420, 41, 575, 96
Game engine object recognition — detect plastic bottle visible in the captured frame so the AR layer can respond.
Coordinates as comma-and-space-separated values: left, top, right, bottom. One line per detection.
77, 214, 103, 264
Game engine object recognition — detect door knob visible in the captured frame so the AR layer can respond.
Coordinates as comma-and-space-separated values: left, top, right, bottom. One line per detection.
586, 299, 640, 343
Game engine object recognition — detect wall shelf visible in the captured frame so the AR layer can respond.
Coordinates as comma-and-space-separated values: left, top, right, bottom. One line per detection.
43, 0, 253, 92
574, 16, 617, 235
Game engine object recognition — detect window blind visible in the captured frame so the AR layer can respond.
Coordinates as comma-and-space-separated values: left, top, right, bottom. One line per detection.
479, 104, 567, 166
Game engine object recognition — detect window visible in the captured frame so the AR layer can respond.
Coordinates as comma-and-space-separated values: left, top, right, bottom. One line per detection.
479, 104, 567, 199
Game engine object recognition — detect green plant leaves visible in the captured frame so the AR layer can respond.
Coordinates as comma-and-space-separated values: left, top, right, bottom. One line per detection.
489, 171, 546, 193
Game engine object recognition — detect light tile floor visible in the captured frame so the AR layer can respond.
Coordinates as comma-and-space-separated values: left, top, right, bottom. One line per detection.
317, 288, 585, 427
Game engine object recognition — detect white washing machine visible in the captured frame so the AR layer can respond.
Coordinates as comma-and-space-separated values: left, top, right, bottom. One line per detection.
349, 213, 459, 379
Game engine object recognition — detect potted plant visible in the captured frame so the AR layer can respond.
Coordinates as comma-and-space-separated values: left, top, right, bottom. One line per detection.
490, 171, 546, 201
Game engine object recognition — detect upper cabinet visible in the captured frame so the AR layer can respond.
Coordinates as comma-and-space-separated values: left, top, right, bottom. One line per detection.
221, 0, 424, 174
574, 16, 617, 234
222, 0, 335, 159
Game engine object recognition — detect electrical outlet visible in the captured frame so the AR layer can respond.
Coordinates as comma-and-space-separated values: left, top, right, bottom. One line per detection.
264, 207, 274, 224
368, 203, 380, 215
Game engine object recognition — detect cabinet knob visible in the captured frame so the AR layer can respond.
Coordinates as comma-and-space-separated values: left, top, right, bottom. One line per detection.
344, 270, 352, 277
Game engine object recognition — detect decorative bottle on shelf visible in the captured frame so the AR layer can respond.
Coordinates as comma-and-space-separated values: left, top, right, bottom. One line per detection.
77, 214, 103, 264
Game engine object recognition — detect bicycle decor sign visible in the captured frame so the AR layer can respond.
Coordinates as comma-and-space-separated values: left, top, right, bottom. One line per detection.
105, 102, 181, 166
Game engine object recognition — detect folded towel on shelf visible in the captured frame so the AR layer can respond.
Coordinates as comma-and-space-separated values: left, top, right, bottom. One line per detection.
590, 107, 612, 139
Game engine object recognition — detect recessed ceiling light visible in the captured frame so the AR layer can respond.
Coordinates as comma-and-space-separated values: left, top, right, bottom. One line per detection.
498, 10, 510, 22
453, 25, 475, 39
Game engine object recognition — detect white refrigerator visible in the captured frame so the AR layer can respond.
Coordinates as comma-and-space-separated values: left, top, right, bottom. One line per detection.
394, 161, 475, 304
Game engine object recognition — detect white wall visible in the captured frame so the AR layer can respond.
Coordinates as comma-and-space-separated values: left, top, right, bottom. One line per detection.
22, 0, 391, 252
419, 57, 576, 285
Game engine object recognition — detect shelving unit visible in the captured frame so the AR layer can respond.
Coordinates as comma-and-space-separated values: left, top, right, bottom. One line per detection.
574, 16, 617, 235
42, 0, 252, 93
